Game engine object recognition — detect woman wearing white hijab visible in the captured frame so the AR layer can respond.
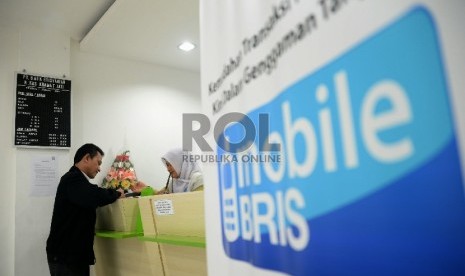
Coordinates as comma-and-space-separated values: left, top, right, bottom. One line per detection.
160, 148, 203, 193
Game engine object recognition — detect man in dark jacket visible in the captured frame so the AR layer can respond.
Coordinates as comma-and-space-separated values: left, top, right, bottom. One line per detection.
46, 143, 124, 276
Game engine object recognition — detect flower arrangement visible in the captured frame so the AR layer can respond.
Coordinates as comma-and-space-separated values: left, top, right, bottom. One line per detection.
101, 150, 138, 191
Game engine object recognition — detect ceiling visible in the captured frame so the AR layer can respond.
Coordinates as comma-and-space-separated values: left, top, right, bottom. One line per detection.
0, 0, 200, 72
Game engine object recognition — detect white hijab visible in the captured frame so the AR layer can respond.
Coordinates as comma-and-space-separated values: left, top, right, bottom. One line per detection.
161, 148, 201, 193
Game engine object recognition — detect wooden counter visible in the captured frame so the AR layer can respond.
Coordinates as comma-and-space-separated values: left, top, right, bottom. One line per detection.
94, 192, 207, 276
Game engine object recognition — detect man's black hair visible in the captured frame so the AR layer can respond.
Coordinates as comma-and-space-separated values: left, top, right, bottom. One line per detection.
74, 143, 104, 164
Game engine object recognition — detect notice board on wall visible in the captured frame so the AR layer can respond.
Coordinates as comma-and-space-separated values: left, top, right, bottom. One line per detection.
15, 73, 71, 148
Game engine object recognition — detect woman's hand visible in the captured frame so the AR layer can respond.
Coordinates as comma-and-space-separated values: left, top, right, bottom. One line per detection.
156, 188, 169, 195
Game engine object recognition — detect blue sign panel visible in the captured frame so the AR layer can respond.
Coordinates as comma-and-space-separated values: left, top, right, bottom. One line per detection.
217, 6, 465, 275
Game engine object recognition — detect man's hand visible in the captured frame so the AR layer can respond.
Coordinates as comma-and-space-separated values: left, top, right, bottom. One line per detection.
116, 188, 125, 198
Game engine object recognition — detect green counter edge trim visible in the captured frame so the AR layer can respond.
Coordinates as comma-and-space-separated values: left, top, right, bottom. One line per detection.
95, 230, 143, 239
138, 234, 206, 248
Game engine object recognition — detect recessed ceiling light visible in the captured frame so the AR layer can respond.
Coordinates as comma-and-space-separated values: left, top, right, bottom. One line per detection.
178, 41, 196, 52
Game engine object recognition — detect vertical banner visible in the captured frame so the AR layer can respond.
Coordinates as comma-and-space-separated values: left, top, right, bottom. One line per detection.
200, 1, 465, 275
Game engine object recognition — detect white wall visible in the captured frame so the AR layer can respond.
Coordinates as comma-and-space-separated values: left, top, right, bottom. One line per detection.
13, 25, 72, 276
0, 26, 19, 276
0, 25, 71, 276
71, 41, 201, 188
0, 25, 200, 276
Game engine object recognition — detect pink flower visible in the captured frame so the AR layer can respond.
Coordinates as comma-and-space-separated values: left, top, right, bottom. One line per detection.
121, 170, 136, 180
